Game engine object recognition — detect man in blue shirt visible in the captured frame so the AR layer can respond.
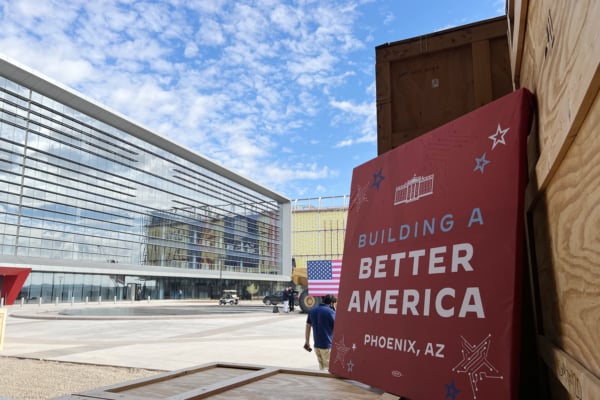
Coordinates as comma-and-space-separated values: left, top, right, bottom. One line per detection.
304, 294, 336, 370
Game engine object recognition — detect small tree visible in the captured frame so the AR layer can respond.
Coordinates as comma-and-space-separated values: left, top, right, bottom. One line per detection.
246, 283, 259, 299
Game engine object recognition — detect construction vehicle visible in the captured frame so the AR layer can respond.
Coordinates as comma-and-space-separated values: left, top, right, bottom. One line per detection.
291, 266, 320, 313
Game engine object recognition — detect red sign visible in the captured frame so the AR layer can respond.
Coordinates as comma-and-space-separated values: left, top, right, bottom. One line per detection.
329, 89, 533, 400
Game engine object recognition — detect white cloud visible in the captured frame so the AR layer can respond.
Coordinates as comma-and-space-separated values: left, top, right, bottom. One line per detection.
263, 162, 333, 185
330, 92, 377, 147
0, 0, 375, 199
197, 17, 226, 46
184, 42, 199, 58
314, 184, 328, 194
383, 12, 395, 25
287, 51, 337, 76
270, 4, 301, 35
185, 0, 228, 15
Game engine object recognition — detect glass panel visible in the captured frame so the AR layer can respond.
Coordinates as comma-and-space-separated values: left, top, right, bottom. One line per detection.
1, 63, 287, 301
40, 272, 53, 302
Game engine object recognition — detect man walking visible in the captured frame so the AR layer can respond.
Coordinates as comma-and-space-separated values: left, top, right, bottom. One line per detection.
304, 294, 336, 370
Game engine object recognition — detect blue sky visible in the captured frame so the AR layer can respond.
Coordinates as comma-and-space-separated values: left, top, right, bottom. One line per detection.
0, 0, 505, 200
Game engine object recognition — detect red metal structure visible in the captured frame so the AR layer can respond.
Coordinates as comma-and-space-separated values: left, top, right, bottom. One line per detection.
0, 267, 31, 305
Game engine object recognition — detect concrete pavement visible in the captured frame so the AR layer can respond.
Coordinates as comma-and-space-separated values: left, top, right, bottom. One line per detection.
0, 300, 319, 372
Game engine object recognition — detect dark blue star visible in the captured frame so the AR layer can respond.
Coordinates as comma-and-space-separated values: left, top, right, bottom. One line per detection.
444, 379, 461, 400
371, 168, 385, 190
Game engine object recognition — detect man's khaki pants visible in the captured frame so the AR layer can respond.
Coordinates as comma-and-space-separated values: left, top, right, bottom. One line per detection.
315, 347, 331, 370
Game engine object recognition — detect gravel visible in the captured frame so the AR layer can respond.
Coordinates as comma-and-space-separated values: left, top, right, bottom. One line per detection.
0, 357, 159, 400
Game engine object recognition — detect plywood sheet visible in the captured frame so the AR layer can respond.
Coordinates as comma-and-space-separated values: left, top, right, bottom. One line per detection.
511, 0, 600, 397
538, 336, 600, 400
55, 363, 391, 400
104, 364, 252, 398
530, 91, 600, 381
517, 0, 600, 195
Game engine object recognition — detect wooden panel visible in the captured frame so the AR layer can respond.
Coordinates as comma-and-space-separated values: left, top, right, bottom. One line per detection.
388, 45, 474, 141
472, 40, 493, 106
206, 371, 382, 400
376, 17, 512, 154
106, 365, 251, 398
0, 308, 5, 350
376, 17, 508, 62
529, 88, 600, 393
538, 336, 600, 400
375, 60, 392, 153
511, 0, 600, 397
517, 0, 600, 200
57, 363, 390, 400
489, 37, 514, 98
507, 0, 529, 88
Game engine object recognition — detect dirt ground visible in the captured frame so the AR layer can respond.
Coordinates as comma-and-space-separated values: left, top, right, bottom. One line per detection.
0, 357, 159, 400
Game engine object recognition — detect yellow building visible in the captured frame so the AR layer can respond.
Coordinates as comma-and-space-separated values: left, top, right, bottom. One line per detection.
291, 196, 349, 269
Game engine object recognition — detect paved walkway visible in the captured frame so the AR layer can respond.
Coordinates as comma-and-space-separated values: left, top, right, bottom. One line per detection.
0, 300, 318, 372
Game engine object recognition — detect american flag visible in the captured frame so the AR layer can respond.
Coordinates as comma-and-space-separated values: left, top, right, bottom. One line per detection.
307, 259, 342, 296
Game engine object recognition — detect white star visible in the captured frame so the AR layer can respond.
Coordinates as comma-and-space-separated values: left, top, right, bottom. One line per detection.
488, 124, 510, 150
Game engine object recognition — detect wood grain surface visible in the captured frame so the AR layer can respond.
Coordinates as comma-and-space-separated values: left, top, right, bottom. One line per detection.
529, 71, 600, 400
519, 0, 600, 195
375, 17, 512, 154
58, 363, 391, 400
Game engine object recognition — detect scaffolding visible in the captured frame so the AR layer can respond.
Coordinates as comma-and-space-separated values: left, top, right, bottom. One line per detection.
291, 196, 349, 269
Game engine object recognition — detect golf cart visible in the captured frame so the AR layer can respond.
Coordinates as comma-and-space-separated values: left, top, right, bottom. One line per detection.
218, 290, 239, 305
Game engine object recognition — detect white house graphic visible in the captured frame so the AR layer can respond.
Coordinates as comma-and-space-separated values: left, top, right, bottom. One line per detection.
394, 174, 434, 205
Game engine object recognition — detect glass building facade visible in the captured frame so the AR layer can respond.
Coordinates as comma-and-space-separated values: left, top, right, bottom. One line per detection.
0, 55, 291, 303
